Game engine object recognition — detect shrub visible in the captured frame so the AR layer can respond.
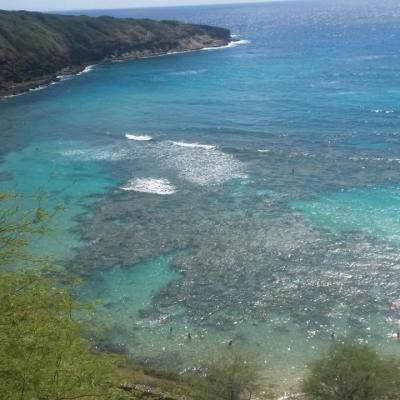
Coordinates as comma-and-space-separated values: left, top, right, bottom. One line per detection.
202, 353, 261, 400
0, 271, 126, 400
302, 342, 400, 400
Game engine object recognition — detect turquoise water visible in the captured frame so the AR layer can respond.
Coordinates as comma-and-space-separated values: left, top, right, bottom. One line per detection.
0, 141, 116, 258
292, 186, 400, 241
2, 0, 400, 393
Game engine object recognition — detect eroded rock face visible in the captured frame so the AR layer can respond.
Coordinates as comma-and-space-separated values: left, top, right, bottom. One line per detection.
0, 10, 230, 96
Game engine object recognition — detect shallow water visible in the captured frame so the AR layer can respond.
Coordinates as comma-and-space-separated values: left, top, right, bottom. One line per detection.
1, 0, 400, 393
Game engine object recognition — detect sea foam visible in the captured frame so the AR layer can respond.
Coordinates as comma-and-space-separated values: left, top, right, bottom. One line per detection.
202, 39, 251, 51
119, 178, 176, 195
29, 85, 49, 92
171, 141, 216, 150
77, 65, 95, 75
61, 138, 246, 186
228, 39, 252, 47
372, 109, 395, 114
164, 142, 247, 185
125, 133, 153, 141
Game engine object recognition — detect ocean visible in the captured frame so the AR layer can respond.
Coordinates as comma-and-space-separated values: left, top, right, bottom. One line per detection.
1, 0, 400, 392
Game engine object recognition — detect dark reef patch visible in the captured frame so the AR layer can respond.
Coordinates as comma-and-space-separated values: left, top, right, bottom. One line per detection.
72, 145, 400, 336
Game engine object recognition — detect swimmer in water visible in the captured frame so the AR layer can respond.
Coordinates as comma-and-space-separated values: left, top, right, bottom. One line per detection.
187, 333, 192, 342
228, 340, 233, 347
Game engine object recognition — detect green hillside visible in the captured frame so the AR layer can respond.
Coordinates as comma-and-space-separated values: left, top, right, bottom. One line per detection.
0, 10, 230, 95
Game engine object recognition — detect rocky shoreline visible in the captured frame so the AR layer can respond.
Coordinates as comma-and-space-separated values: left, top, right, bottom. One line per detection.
1, 39, 231, 99
0, 10, 232, 99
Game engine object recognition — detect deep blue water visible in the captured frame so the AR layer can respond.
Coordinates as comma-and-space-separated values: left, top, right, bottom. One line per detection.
1, 0, 400, 392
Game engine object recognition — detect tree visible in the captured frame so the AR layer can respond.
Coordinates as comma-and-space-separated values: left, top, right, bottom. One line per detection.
0, 192, 43, 268
0, 193, 129, 399
302, 342, 400, 400
202, 353, 261, 400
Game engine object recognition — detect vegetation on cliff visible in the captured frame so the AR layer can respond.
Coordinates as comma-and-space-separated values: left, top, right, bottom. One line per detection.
0, 10, 230, 95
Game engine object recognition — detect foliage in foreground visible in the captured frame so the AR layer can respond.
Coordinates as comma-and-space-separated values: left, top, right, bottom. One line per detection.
125, 353, 265, 400
0, 193, 129, 399
199, 354, 262, 400
302, 342, 400, 400
0, 191, 47, 268
0, 271, 127, 400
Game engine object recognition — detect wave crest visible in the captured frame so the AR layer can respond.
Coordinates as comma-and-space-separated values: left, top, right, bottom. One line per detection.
171, 141, 216, 150
77, 65, 95, 75
202, 39, 251, 51
119, 178, 176, 195
125, 134, 152, 141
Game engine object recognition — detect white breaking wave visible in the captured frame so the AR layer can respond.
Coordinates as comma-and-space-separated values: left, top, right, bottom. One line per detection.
228, 39, 251, 47
2, 65, 94, 100
61, 138, 247, 186
202, 39, 251, 51
171, 141, 216, 150
119, 178, 176, 195
163, 142, 247, 185
77, 65, 95, 75
28, 76, 70, 93
125, 133, 153, 141
372, 109, 395, 114
166, 50, 186, 56
29, 84, 49, 92
56, 74, 73, 81
2, 92, 24, 99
